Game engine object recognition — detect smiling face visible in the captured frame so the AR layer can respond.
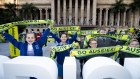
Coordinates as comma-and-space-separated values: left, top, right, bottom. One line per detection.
26, 33, 36, 45
60, 34, 68, 43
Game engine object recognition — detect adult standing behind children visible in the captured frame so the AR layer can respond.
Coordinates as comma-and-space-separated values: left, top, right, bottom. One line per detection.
97, 28, 116, 47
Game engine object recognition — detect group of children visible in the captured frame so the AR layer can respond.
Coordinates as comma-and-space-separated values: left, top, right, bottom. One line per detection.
2, 26, 140, 79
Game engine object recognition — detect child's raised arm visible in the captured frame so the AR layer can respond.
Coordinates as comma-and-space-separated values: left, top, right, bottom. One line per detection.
37, 28, 50, 47
69, 32, 77, 44
49, 32, 61, 43
3, 32, 22, 49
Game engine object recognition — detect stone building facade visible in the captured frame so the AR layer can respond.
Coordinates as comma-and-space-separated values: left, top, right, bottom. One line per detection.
1, 0, 139, 31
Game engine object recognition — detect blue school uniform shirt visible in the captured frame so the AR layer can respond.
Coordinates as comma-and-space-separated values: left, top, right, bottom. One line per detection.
3, 28, 50, 56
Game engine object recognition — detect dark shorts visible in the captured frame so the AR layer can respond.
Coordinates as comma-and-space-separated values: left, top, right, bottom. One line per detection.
57, 64, 63, 77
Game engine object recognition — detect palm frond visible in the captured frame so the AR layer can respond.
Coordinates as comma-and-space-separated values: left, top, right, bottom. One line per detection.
111, 0, 126, 13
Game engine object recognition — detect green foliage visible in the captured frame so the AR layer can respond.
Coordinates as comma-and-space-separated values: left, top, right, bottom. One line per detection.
4, 3, 17, 17
0, 3, 26, 34
111, 0, 127, 13
129, 0, 140, 11
0, 3, 39, 34
20, 3, 38, 20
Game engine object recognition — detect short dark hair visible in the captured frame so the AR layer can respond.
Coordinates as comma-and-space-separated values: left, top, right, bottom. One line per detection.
60, 32, 68, 38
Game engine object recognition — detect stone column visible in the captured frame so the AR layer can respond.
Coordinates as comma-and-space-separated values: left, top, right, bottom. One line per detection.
45, 7, 48, 19
133, 11, 136, 27
51, 0, 55, 22
114, 13, 117, 26
134, 10, 139, 27
98, 10, 100, 26
117, 11, 120, 27
103, 9, 106, 26
130, 11, 134, 27
137, 9, 140, 27
63, 0, 66, 25
69, 0, 72, 25
75, 0, 78, 25
35, 10, 39, 20
128, 10, 131, 27
111, 12, 114, 26
123, 11, 126, 27
92, 0, 97, 25
99, 8, 103, 26
109, 12, 111, 26
125, 10, 128, 26
86, 0, 90, 25
57, 0, 60, 24
81, 0, 84, 25
105, 8, 109, 26
39, 8, 42, 20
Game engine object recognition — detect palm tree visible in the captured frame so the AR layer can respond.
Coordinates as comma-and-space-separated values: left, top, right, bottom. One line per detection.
129, 0, 140, 27
129, 0, 140, 11
111, 0, 127, 27
4, 3, 17, 17
20, 3, 38, 20
3, 3, 21, 23
0, 7, 15, 24
0, 8, 6, 24
0, 3, 26, 34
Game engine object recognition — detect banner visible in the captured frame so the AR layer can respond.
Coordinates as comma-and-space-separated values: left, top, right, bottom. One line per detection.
70, 46, 122, 60
47, 37, 55, 42
120, 46, 140, 56
50, 42, 79, 59
80, 30, 98, 35
84, 34, 131, 43
50, 26, 80, 32
0, 19, 53, 32
8, 26, 20, 57
68, 30, 98, 35
70, 46, 140, 60
68, 31, 80, 35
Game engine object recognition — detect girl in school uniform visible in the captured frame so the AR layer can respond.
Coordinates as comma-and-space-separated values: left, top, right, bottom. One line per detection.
3, 27, 50, 79
50, 32, 77, 79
